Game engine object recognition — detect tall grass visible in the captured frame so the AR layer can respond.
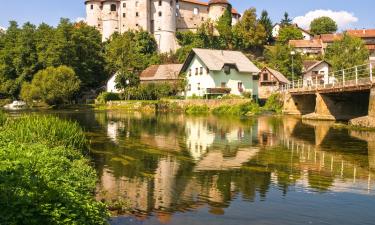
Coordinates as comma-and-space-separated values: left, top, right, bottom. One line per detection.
0, 115, 88, 154
212, 103, 261, 116
185, 105, 210, 115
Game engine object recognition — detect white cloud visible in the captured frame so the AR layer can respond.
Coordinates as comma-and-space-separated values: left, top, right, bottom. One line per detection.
293, 9, 358, 31
0, 26, 6, 31
75, 17, 86, 23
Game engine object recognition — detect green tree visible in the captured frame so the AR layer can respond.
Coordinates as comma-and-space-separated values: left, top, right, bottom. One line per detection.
20, 66, 81, 105
233, 8, 267, 51
277, 25, 304, 44
216, 5, 233, 49
310, 17, 338, 35
265, 44, 303, 80
325, 34, 369, 70
259, 10, 273, 43
280, 12, 292, 26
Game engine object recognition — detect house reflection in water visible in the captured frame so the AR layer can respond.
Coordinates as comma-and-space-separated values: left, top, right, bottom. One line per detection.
91, 112, 375, 221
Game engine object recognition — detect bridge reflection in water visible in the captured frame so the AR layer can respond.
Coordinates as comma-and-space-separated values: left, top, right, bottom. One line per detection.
68, 111, 375, 223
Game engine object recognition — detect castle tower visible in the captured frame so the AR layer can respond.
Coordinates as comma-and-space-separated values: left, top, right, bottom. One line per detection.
101, 0, 120, 41
208, 0, 231, 22
151, 0, 177, 53
85, 0, 103, 28
119, 0, 151, 33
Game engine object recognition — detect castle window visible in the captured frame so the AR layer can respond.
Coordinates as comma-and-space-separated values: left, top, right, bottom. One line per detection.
110, 4, 116, 11
159, 0, 162, 6
188, 69, 192, 77
123, 13, 126, 18
90, 4, 93, 10
188, 84, 191, 91
158, 11, 162, 17
123, 3, 126, 8
170, 0, 173, 6
136, 12, 139, 17
197, 83, 201, 91
135, 1, 139, 7
195, 68, 198, 75
193, 7, 199, 15
199, 67, 203, 75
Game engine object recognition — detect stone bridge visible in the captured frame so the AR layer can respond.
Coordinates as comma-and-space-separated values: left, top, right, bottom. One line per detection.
281, 63, 375, 126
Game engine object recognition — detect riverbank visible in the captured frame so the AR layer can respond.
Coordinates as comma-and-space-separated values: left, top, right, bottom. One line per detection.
95, 99, 263, 116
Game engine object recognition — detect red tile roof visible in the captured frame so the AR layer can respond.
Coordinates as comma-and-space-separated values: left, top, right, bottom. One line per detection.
289, 39, 322, 48
314, 33, 343, 43
347, 29, 375, 38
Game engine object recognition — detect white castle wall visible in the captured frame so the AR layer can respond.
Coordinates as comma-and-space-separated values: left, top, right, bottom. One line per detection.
85, 0, 237, 52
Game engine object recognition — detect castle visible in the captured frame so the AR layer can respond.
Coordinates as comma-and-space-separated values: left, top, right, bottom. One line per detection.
85, 0, 240, 53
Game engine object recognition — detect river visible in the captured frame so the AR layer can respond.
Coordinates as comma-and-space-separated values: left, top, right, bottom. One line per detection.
30, 110, 375, 225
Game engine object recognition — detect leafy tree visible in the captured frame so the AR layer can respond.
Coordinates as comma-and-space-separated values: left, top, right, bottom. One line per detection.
277, 25, 304, 44
280, 12, 292, 26
325, 34, 369, 70
233, 8, 267, 51
259, 10, 273, 43
310, 16, 338, 35
20, 66, 81, 105
265, 44, 303, 80
216, 5, 233, 49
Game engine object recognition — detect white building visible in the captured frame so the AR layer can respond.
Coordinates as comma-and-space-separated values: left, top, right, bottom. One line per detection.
85, 0, 241, 53
180, 48, 260, 98
302, 60, 331, 86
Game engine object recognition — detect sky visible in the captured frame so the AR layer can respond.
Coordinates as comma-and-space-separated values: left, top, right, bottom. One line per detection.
0, 0, 374, 31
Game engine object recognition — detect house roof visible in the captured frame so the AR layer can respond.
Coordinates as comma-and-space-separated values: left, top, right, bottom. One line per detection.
314, 33, 343, 43
140, 64, 183, 81
261, 67, 290, 84
208, 0, 230, 5
347, 29, 375, 38
181, 48, 260, 74
289, 39, 322, 48
303, 60, 330, 73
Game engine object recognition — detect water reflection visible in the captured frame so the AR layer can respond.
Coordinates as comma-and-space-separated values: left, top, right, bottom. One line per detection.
60, 110, 375, 224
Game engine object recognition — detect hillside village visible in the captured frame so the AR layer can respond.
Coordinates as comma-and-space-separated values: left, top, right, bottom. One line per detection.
0, 0, 374, 107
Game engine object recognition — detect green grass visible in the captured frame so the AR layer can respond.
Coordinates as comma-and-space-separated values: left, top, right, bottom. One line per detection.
0, 114, 109, 224
0, 111, 6, 126
212, 103, 261, 116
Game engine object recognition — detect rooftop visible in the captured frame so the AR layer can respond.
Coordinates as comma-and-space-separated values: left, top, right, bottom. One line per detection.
140, 64, 183, 81
289, 39, 322, 48
261, 67, 290, 84
181, 48, 260, 74
347, 29, 375, 38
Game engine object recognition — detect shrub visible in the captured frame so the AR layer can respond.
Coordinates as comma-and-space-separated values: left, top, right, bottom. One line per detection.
0, 115, 108, 224
263, 93, 283, 113
96, 92, 120, 104
185, 105, 210, 114
121, 83, 178, 100
20, 66, 81, 106
212, 103, 261, 116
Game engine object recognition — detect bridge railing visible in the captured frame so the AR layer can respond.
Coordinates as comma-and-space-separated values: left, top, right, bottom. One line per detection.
280, 63, 374, 92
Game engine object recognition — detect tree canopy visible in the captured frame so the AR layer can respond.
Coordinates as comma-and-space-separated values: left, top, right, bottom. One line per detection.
277, 25, 304, 44
259, 10, 273, 44
0, 19, 107, 99
325, 34, 369, 70
20, 66, 81, 105
310, 17, 338, 35
280, 12, 292, 26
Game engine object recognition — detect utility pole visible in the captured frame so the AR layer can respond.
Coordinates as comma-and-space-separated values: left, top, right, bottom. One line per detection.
291, 51, 296, 85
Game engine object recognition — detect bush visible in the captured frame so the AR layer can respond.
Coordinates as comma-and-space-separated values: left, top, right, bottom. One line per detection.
212, 103, 261, 116
121, 83, 178, 100
0, 115, 108, 224
185, 105, 210, 114
262, 93, 283, 113
20, 66, 81, 106
96, 92, 120, 104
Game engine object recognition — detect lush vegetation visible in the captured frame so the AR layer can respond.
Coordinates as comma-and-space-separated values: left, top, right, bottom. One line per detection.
96, 92, 121, 104
262, 93, 284, 113
212, 103, 261, 116
121, 83, 182, 100
20, 66, 81, 106
0, 114, 108, 224
325, 34, 369, 70
0, 19, 106, 100
310, 17, 338, 35
276, 25, 304, 44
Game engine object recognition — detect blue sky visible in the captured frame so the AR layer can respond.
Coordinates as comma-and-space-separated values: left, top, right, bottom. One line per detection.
0, 0, 374, 30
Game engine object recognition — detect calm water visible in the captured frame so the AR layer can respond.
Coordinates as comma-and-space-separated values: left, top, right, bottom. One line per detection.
35, 110, 375, 225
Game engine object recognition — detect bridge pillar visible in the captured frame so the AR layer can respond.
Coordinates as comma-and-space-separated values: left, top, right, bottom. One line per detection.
350, 87, 375, 127
282, 93, 316, 115
303, 93, 335, 121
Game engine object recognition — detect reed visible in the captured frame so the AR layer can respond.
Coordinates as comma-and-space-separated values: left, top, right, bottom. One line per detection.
0, 115, 88, 154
